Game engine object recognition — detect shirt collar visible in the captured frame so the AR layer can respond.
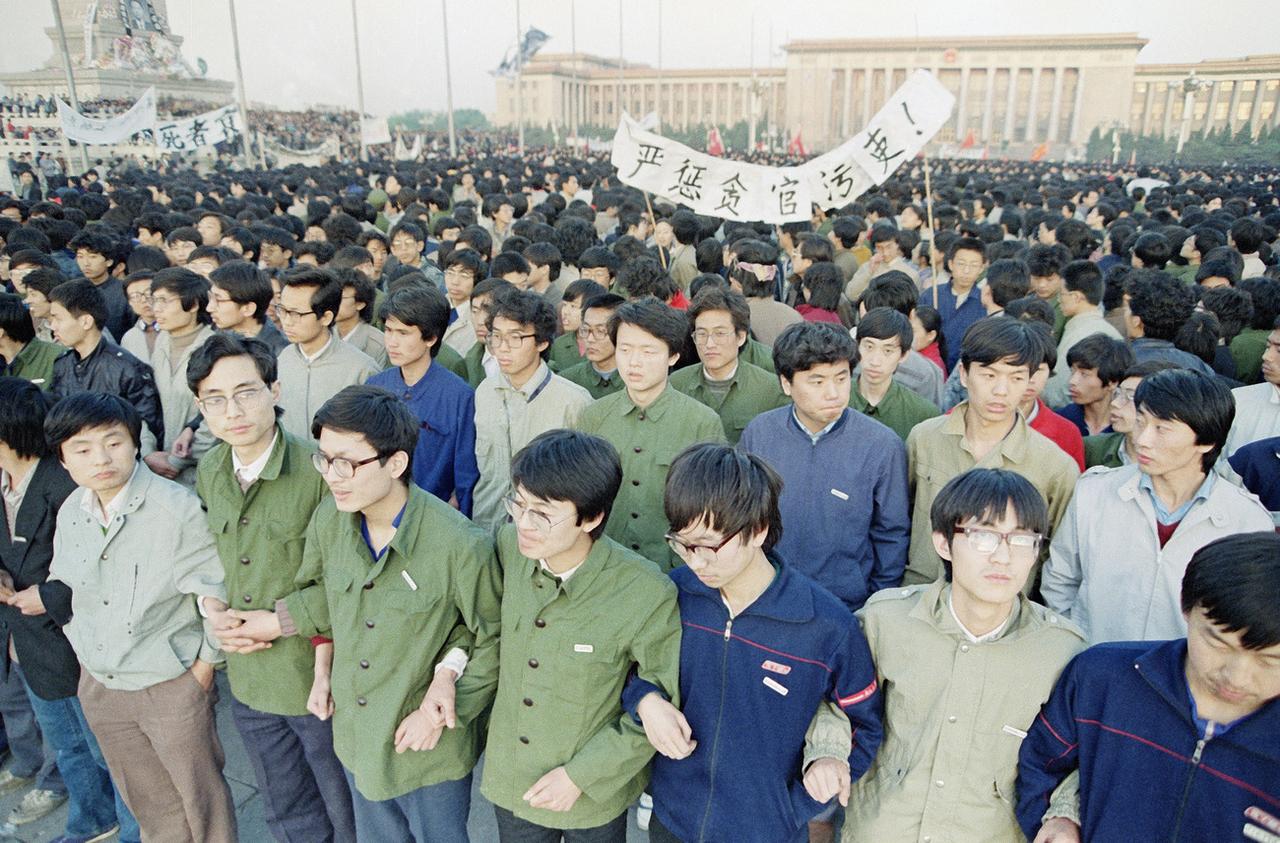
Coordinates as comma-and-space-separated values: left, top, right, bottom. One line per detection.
622, 384, 676, 421
232, 432, 281, 486
496, 361, 554, 402
1138, 470, 1216, 525
80, 462, 141, 528
360, 502, 407, 562
947, 588, 1015, 644
790, 406, 846, 445
539, 556, 585, 583
299, 332, 334, 363
702, 363, 739, 384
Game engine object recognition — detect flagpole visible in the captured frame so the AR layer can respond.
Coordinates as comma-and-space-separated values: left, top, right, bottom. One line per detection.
226, 0, 261, 169
616, 0, 624, 122
569, 0, 577, 148
440, 0, 458, 157
350, 0, 368, 162
50, 0, 90, 173
515, 0, 524, 155
924, 150, 939, 309
643, 191, 668, 270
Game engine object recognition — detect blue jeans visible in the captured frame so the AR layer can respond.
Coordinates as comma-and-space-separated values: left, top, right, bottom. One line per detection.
22, 684, 140, 843
344, 768, 471, 843
230, 696, 355, 843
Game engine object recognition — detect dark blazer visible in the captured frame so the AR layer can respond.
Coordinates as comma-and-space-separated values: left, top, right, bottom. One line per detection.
0, 458, 79, 700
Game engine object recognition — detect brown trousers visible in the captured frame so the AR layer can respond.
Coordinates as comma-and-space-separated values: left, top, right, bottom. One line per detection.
78, 669, 237, 843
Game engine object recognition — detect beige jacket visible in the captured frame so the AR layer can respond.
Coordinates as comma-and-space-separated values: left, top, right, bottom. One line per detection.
808, 581, 1085, 843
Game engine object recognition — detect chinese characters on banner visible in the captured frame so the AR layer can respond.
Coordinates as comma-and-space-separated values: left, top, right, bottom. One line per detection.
611, 70, 955, 223
56, 87, 157, 144
154, 104, 244, 152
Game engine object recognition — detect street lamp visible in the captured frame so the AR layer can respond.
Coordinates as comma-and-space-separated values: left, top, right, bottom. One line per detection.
1176, 72, 1208, 157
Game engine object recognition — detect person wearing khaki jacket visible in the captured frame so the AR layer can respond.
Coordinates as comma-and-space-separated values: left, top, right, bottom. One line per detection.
149, 278, 217, 485
806, 469, 1086, 843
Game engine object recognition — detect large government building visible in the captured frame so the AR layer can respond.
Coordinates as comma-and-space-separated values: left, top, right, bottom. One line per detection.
495, 34, 1280, 157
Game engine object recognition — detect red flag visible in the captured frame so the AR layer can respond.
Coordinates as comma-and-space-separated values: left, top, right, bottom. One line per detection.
1029, 142, 1050, 162
787, 129, 807, 157
960, 129, 977, 149
706, 126, 724, 157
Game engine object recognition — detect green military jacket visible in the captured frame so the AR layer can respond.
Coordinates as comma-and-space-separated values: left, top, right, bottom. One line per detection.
1231, 327, 1268, 384
740, 338, 776, 373
4, 338, 62, 390
548, 332, 584, 373
1083, 431, 1126, 469
470, 525, 681, 830
463, 341, 487, 388
575, 385, 726, 568
559, 361, 624, 400
196, 429, 327, 716
282, 486, 501, 801
669, 361, 788, 445
436, 342, 470, 383
848, 378, 941, 442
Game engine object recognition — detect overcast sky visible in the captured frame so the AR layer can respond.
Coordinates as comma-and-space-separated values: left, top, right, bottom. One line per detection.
4, 0, 1277, 115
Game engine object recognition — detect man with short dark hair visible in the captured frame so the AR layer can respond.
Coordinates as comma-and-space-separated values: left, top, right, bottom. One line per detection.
0, 292, 60, 389
1124, 270, 1215, 375
149, 267, 216, 484
670, 288, 787, 445
1043, 369, 1272, 643
207, 260, 288, 353
918, 237, 988, 372
68, 229, 131, 341
560, 293, 626, 400
905, 317, 1080, 586
740, 321, 909, 611
575, 298, 726, 568
1043, 260, 1123, 406
849, 307, 940, 441
1057, 334, 1134, 437
1019, 532, 1280, 842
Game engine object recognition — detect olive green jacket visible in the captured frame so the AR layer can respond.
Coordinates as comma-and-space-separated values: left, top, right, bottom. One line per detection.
470, 525, 681, 829
848, 379, 941, 442
282, 486, 501, 801
559, 361, 624, 400
669, 361, 788, 445
548, 332, 584, 373
196, 429, 327, 716
3, 338, 62, 389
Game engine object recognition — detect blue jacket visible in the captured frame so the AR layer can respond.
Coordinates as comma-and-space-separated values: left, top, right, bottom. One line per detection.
919, 282, 986, 372
624, 560, 883, 843
1017, 639, 1280, 842
739, 408, 909, 611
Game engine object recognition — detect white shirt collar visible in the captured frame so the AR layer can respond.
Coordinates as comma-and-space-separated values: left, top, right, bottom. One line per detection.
80, 462, 141, 528
948, 591, 1014, 644
232, 432, 280, 486
300, 332, 334, 363
539, 557, 584, 583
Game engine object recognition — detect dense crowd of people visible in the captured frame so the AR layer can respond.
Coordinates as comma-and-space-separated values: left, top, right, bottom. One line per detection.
0, 145, 1277, 843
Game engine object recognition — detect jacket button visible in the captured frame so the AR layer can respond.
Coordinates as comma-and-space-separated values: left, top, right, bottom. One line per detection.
523, 697, 533, 707
360, 659, 369, 669
240, 557, 250, 565
528, 658, 538, 669
959, 644, 970, 653
630, 512, 639, 519
242, 595, 252, 604
519, 736, 529, 744
631, 544, 640, 550
935, 780, 945, 788
357, 697, 367, 706
102, 599, 109, 606
365, 620, 375, 628
631, 479, 640, 486
638, 412, 647, 421
534, 618, 546, 628
239, 517, 249, 526
947, 715, 957, 723
363, 581, 374, 590
633, 446, 643, 453
100, 553, 108, 560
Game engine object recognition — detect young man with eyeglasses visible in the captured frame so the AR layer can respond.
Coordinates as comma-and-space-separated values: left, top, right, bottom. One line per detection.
740, 321, 909, 613
560, 293, 626, 400
1083, 361, 1177, 469
460, 278, 518, 388
274, 267, 379, 441
574, 298, 726, 569
206, 260, 289, 355
670, 287, 787, 446
216, 384, 500, 842
918, 237, 988, 372
1043, 369, 1271, 644
450, 429, 680, 842
625, 443, 882, 843
472, 292, 591, 530
189, 334, 356, 843
819, 468, 1084, 843
148, 267, 217, 485
121, 271, 160, 361
441, 250, 487, 357
368, 285, 479, 517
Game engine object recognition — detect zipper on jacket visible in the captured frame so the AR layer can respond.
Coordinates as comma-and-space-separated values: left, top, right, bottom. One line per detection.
696, 612, 734, 842
1169, 721, 1214, 841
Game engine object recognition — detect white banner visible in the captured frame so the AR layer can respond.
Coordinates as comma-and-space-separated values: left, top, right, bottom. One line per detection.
153, 103, 243, 152
56, 87, 156, 144
394, 133, 422, 161
611, 70, 954, 222
266, 137, 340, 167
0, 163, 15, 196
361, 117, 391, 147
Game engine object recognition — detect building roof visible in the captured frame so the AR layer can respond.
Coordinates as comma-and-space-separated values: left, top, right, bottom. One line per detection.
1135, 53, 1280, 76
783, 32, 1149, 52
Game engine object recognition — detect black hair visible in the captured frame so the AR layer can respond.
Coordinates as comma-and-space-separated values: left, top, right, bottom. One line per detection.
279, 266, 342, 322
151, 267, 212, 323
1134, 368, 1234, 473
801, 263, 843, 312
333, 267, 376, 323
830, 216, 864, 249
856, 307, 912, 354
578, 246, 622, 278
607, 297, 686, 356
186, 333, 280, 402
1004, 296, 1056, 328
67, 229, 114, 259
773, 321, 856, 381
47, 278, 108, 330
1126, 270, 1195, 341
457, 225, 494, 259
1199, 286, 1254, 342
1181, 532, 1280, 650
126, 245, 171, 274
1240, 278, 1280, 330
1230, 217, 1266, 256
45, 391, 142, 457
311, 385, 418, 474
510, 429, 622, 541
664, 442, 783, 553
443, 248, 487, 281
914, 305, 946, 362
929, 468, 1048, 581
858, 271, 917, 316
561, 278, 607, 306
523, 241, 562, 281
960, 316, 1042, 373
1196, 257, 1239, 286
1025, 243, 1070, 278
1062, 259, 1105, 305
985, 259, 1032, 309
0, 377, 51, 458
209, 260, 273, 324
0, 293, 36, 344
1174, 311, 1221, 365
388, 220, 426, 246
379, 285, 450, 356
1065, 334, 1133, 386
166, 226, 203, 247
491, 252, 531, 279
1131, 232, 1172, 270
488, 290, 558, 353
687, 287, 751, 338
